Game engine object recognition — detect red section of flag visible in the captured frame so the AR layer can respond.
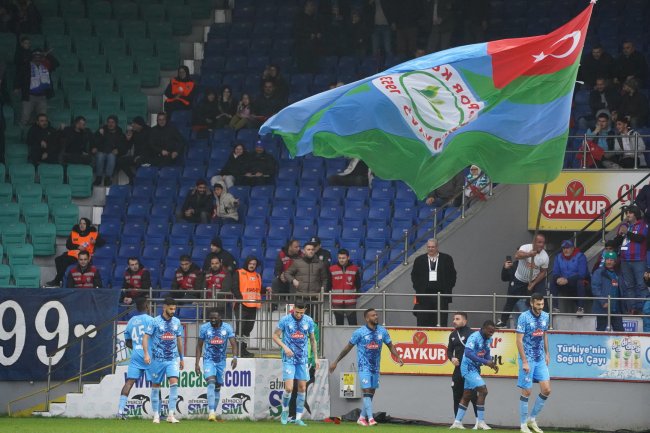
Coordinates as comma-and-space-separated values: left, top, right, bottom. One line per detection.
488, 4, 593, 88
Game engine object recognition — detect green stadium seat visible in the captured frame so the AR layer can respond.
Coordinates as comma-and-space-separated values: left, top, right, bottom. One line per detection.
12, 265, 41, 288
97, 93, 122, 119
1, 221, 27, 246
121, 20, 147, 40
169, 6, 192, 36
148, 22, 173, 40
81, 56, 108, 75
37, 163, 65, 184
114, 2, 138, 21
109, 56, 134, 76
137, 57, 161, 88
74, 37, 101, 58
123, 93, 148, 120
5, 143, 28, 166
22, 202, 50, 225
87, 1, 112, 20
129, 38, 155, 58
61, 75, 87, 93
44, 183, 72, 207
42, 17, 65, 35
8, 244, 34, 269
61, 0, 86, 19
0, 264, 9, 286
55, 52, 80, 73
90, 75, 116, 98
48, 109, 72, 128
29, 222, 57, 256
0, 163, 5, 181
68, 91, 94, 116
46, 34, 73, 53
66, 165, 93, 198
188, 0, 212, 20
101, 37, 127, 57
23, 34, 45, 51
9, 163, 36, 185
15, 183, 43, 206
0, 34, 17, 63
33, 0, 60, 17
83, 110, 102, 130
67, 18, 93, 40
156, 39, 180, 71
0, 183, 13, 203
4, 126, 22, 143
93, 19, 120, 39
51, 202, 80, 235
116, 74, 140, 94
142, 7, 167, 23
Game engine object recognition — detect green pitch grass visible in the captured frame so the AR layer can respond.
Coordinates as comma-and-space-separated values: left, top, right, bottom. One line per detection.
0, 418, 592, 433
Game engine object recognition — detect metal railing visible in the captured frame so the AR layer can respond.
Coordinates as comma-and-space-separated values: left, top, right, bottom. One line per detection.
566, 132, 648, 169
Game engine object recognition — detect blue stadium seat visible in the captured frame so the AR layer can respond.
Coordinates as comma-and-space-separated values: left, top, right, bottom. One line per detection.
118, 244, 142, 262
316, 224, 341, 243
341, 225, 364, 240
93, 244, 116, 262
194, 224, 219, 244
145, 221, 169, 244
135, 165, 158, 182
142, 245, 166, 264
121, 221, 146, 244
102, 202, 125, 219
367, 207, 390, 225
250, 185, 275, 200
346, 187, 370, 201
274, 185, 297, 201
127, 203, 151, 219
107, 185, 131, 200
159, 166, 182, 182
295, 204, 319, 220
98, 221, 121, 244
321, 186, 345, 202
270, 204, 294, 220
319, 205, 342, 221
366, 225, 390, 242
277, 166, 300, 182
170, 223, 195, 245
243, 223, 268, 241
291, 224, 313, 241
166, 244, 192, 261
191, 245, 210, 263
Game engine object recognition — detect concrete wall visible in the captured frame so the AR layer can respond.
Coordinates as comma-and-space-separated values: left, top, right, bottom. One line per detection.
323, 326, 650, 431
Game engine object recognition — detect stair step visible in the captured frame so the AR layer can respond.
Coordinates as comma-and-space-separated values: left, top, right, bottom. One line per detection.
49, 402, 66, 416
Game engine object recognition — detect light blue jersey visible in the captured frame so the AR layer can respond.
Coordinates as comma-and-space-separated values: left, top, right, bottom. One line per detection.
349, 325, 392, 373
199, 322, 235, 363
146, 315, 183, 362
461, 330, 492, 373
516, 310, 549, 363
277, 314, 315, 365
125, 313, 154, 364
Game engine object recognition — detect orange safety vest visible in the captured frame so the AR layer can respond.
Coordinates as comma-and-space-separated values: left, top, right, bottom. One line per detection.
165, 78, 195, 105
237, 268, 262, 309
67, 231, 99, 258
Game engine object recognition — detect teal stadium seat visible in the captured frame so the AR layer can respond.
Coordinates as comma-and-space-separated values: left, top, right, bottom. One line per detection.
5, 143, 28, 166
29, 222, 57, 256
51, 203, 79, 236
8, 244, 34, 269
0, 162, 4, 180
37, 163, 64, 184
22, 202, 50, 225
0, 183, 11, 203
1, 221, 27, 247
33, 0, 60, 17
0, 264, 9, 286
15, 183, 43, 206
0, 33, 17, 63
137, 57, 161, 88
0, 202, 20, 224
66, 165, 93, 198
13, 265, 41, 288
45, 183, 72, 206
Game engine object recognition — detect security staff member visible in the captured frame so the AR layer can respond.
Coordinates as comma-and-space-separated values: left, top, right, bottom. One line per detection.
329, 248, 361, 325
66, 250, 103, 289
121, 257, 152, 304
233, 256, 271, 357
447, 312, 478, 418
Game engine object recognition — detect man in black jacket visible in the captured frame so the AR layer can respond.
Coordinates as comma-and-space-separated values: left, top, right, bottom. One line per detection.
61, 116, 93, 165
447, 312, 477, 419
148, 112, 185, 167
26, 113, 60, 165
410, 238, 457, 326
240, 141, 277, 186
116, 116, 152, 184
177, 179, 213, 224
91, 115, 127, 186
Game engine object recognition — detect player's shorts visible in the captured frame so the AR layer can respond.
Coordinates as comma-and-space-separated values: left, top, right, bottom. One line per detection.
517, 359, 550, 389
461, 369, 485, 390
203, 359, 226, 384
146, 359, 180, 384
359, 371, 380, 390
282, 362, 310, 381
126, 356, 148, 380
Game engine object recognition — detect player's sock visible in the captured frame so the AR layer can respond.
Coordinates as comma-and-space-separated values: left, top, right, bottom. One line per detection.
281, 390, 291, 412
363, 393, 374, 420
530, 393, 548, 419
295, 392, 306, 420
519, 396, 529, 425
118, 395, 128, 414
214, 387, 221, 413
207, 381, 216, 412
169, 384, 178, 415
151, 388, 160, 415
455, 403, 467, 422
476, 404, 485, 422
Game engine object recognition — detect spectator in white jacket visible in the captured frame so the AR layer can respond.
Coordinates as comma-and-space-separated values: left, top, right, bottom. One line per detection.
211, 182, 239, 226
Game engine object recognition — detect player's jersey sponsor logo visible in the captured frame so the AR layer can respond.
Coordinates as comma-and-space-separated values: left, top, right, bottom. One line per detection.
210, 337, 225, 345
532, 329, 544, 337
477, 350, 486, 357
366, 341, 380, 350
162, 332, 175, 340
291, 331, 305, 339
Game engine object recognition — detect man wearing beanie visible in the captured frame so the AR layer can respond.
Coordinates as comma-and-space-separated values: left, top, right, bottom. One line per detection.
203, 237, 237, 273
591, 251, 625, 331
241, 141, 277, 186
549, 240, 589, 315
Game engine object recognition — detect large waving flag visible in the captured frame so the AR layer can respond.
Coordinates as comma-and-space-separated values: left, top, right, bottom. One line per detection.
260, 3, 594, 199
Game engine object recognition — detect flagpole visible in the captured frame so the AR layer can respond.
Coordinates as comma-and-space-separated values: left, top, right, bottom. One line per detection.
528, 183, 549, 284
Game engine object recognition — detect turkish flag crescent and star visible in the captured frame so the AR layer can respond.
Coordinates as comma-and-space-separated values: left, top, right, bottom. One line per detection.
488, 3, 594, 89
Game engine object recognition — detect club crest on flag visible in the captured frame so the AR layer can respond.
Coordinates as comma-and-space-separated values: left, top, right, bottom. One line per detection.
372, 66, 484, 153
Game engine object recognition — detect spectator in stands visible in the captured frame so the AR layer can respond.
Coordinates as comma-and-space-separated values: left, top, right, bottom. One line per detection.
60, 116, 93, 166
347, 8, 371, 58
272, 239, 303, 295
591, 251, 625, 332
421, 0, 455, 54
613, 117, 646, 168
457, 0, 488, 45
214, 85, 237, 129
240, 141, 277, 186
591, 240, 619, 273
211, 182, 239, 226
148, 112, 184, 167
329, 248, 361, 325
228, 93, 252, 130
170, 254, 204, 301
92, 114, 127, 187
16, 49, 58, 126
26, 113, 59, 165
410, 238, 457, 327
210, 143, 248, 190
191, 89, 219, 132
8, 0, 40, 35
13, 36, 32, 79
579, 45, 615, 89
496, 234, 548, 328
634, 183, 650, 225
283, 242, 329, 299
0, 4, 11, 33
366, 0, 395, 57
261, 65, 289, 105
425, 171, 464, 207
294, 0, 323, 73
116, 116, 151, 185
47, 218, 105, 287
585, 112, 615, 165
614, 41, 648, 87
203, 237, 237, 273
121, 257, 152, 305
250, 80, 284, 127
163, 65, 195, 117
392, 0, 419, 57
204, 256, 232, 299
327, 158, 370, 187
309, 236, 332, 265
65, 250, 102, 289
464, 165, 489, 203
616, 78, 649, 128
177, 179, 213, 224
589, 78, 619, 119
643, 270, 650, 332
322, 2, 348, 57
613, 204, 647, 314
233, 256, 271, 357
550, 240, 589, 315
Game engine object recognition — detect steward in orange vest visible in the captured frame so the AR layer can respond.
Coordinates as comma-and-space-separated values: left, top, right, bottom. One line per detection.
163, 66, 195, 115
233, 256, 271, 357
